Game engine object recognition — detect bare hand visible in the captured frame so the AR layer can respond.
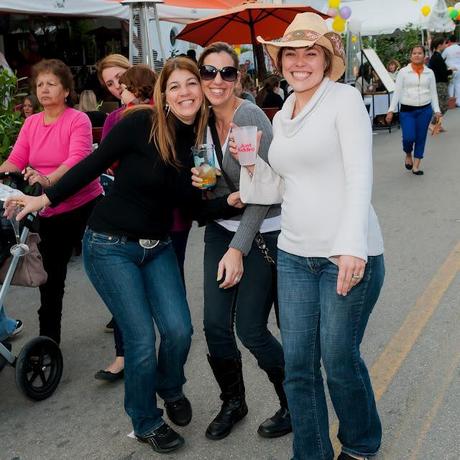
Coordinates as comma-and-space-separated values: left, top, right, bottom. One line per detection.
434, 112, 442, 122
336, 255, 366, 296
385, 112, 394, 125
227, 191, 245, 209
217, 248, 244, 289
191, 167, 221, 189
120, 85, 136, 106
23, 167, 49, 188
4, 194, 49, 221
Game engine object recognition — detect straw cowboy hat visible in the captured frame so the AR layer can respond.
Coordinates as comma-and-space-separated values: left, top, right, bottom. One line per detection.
257, 12, 346, 82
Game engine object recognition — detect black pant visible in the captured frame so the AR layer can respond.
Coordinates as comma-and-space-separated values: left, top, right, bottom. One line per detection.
112, 228, 191, 357
203, 222, 284, 371
38, 198, 99, 344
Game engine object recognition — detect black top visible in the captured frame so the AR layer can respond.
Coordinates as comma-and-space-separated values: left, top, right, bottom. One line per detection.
85, 110, 107, 128
428, 51, 452, 83
261, 91, 284, 110
46, 109, 239, 240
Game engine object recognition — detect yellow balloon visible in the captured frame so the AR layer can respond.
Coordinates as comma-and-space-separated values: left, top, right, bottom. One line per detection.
421, 5, 431, 16
351, 35, 358, 43
329, 0, 340, 9
332, 16, 346, 33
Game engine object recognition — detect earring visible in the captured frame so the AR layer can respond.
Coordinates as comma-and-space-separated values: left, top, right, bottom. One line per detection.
165, 103, 170, 116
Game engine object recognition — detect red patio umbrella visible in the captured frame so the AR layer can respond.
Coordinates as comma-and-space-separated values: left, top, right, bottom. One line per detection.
176, 1, 328, 79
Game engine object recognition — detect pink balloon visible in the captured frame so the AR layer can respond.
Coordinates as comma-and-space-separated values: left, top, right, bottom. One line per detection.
327, 8, 338, 17
339, 6, 352, 20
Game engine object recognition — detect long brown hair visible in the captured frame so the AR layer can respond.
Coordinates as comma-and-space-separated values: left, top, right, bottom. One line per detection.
152, 57, 208, 166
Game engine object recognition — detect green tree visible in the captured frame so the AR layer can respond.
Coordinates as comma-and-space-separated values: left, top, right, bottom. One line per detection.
363, 26, 423, 67
0, 70, 25, 161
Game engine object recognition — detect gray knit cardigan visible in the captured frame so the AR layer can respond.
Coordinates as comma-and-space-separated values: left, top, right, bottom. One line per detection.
206, 100, 281, 255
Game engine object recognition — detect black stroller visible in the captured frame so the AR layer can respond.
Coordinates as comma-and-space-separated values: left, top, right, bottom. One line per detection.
0, 172, 63, 400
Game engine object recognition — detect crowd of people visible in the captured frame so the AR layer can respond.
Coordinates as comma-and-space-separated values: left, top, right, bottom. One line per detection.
1, 11, 458, 460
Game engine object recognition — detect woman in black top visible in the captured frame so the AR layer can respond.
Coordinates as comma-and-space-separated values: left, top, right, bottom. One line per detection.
256, 75, 284, 109
429, 36, 451, 130
7, 58, 242, 455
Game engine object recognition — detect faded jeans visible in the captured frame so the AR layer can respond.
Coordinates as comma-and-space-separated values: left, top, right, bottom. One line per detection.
278, 251, 385, 460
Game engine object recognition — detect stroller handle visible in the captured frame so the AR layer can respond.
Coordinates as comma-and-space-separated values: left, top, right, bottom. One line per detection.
0, 171, 43, 197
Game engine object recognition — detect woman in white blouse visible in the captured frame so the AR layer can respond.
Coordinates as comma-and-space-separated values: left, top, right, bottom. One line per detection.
231, 13, 385, 460
386, 46, 441, 175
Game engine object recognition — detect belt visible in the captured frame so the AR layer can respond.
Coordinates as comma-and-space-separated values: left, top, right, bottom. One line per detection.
120, 236, 161, 249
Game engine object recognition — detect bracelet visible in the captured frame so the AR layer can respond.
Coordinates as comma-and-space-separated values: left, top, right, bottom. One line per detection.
41, 194, 49, 210
44, 176, 51, 187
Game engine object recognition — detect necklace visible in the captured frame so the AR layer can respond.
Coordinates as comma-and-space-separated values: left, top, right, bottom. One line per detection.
215, 97, 241, 144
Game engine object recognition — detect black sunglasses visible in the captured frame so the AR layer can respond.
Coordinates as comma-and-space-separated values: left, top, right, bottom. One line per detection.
199, 65, 238, 82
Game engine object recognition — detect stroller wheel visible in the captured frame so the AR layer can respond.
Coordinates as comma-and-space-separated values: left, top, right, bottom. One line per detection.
15, 336, 63, 401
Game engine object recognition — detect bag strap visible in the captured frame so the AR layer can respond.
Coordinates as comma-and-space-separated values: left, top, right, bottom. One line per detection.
208, 113, 275, 266
208, 115, 238, 193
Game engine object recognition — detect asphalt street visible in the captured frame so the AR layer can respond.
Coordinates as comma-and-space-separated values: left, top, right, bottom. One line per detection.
0, 108, 459, 460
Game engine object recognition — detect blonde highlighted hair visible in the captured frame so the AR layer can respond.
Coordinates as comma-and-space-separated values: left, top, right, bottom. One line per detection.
96, 54, 131, 87
79, 90, 98, 112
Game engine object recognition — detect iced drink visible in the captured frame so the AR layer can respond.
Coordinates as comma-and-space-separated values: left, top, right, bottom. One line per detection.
191, 144, 217, 189
232, 126, 258, 166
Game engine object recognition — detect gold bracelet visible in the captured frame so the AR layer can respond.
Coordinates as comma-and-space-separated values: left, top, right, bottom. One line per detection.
41, 194, 48, 210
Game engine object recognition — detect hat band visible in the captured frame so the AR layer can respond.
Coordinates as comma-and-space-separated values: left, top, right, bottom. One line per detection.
282, 29, 321, 42
273, 28, 345, 61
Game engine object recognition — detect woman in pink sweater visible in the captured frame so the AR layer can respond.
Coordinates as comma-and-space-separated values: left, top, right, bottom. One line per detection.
0, 59, 103, 344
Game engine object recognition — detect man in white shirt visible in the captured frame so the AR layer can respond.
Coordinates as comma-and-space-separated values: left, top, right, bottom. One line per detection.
442, 35, 460, 106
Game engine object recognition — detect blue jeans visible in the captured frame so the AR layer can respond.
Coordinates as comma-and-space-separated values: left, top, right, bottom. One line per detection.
0, 306, 16, 341
83, 229, 193, 436
278, 251, 385, 460
399, 105, 433, 159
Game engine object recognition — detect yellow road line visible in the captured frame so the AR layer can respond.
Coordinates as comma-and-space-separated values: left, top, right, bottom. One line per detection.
409, 350, 460, 460
370, 241, 460, 400
331, 240, 460, 453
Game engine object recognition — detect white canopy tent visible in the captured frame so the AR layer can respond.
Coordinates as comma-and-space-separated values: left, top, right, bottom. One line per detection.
327, 0, 455, 36
0, 0, 222, 63
0, 0, 219, 24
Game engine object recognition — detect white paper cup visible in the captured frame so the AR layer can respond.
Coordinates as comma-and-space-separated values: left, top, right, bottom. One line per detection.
233, 126, 258, 166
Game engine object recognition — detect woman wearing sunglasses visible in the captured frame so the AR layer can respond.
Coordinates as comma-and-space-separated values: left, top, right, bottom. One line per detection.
194, 42, 291, 441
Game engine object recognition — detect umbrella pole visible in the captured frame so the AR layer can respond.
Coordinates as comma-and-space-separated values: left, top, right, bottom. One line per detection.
249, 20, 259, 87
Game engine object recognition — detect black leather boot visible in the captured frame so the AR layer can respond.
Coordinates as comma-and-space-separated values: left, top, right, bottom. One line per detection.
257, 366, 292, 438
205, 355, 248, 440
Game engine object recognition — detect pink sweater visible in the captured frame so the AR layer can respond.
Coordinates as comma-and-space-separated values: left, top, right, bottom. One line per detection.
9, 108, 103, 217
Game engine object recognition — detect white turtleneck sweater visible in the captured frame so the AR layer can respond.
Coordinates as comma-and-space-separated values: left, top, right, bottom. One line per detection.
240, 78, 384, 262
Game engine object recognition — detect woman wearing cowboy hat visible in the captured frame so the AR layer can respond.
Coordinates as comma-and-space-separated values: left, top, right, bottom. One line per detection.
232, 12, 385, 460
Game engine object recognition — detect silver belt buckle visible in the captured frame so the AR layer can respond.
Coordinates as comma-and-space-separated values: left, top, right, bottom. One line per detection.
139, 239, 160, 249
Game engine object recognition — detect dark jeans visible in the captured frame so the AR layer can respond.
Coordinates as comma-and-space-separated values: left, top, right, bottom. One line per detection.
112, 228, 190, 358
203, 222, 284, 372
83, 229, 193, 436
278, 251, 385, 460
38, 197, 99, 344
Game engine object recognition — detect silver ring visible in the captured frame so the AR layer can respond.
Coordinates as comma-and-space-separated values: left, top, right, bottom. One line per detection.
235, 276, 241, 283
351, 274, 361, 280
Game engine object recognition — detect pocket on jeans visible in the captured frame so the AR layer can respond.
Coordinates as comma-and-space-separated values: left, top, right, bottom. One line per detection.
89, 231, 121, 246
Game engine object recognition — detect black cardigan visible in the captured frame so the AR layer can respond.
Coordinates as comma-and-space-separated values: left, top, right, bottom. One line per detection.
428, 51, 452, 83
